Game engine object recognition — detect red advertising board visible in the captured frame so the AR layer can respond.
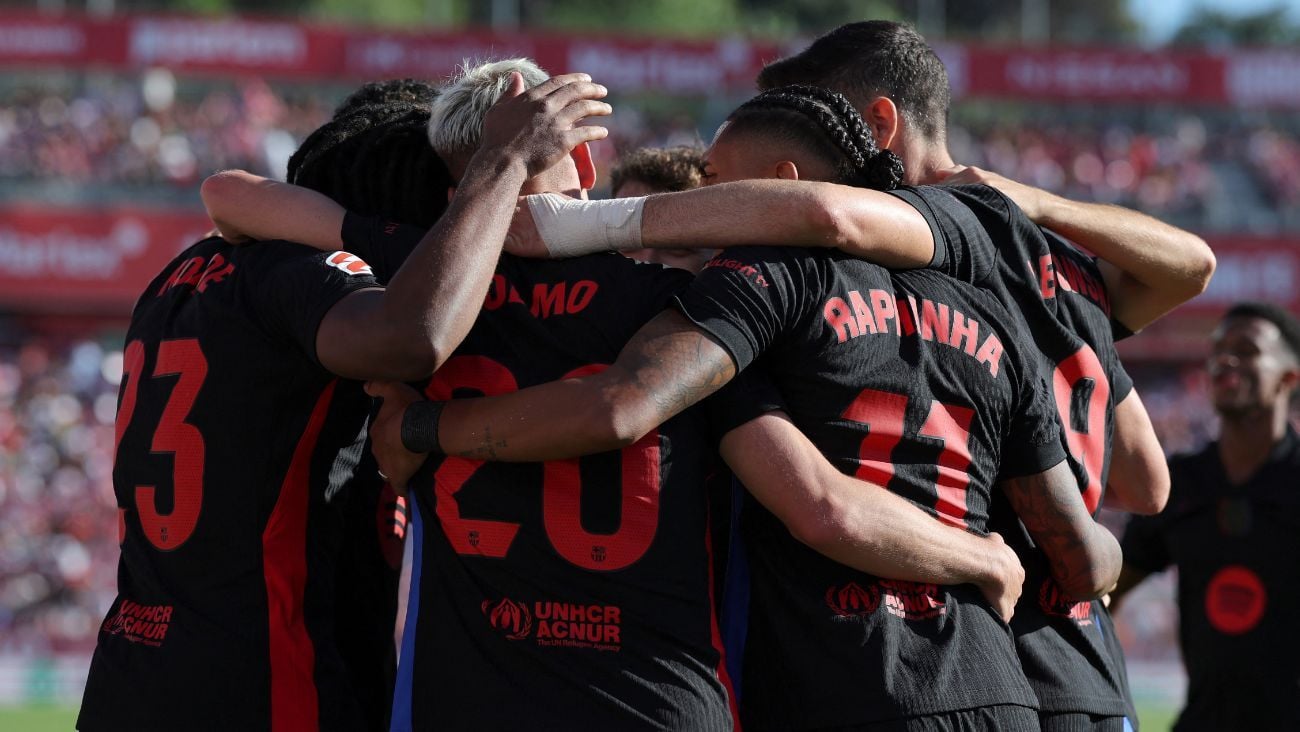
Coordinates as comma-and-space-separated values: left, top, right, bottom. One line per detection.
961, 47, 1227, 104
1188, 236, 1300, 314
0, 206, 213, 313
3, 11, 1300, 107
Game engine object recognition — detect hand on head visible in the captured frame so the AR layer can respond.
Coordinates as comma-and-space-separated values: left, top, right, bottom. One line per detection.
479, 72, 612, 178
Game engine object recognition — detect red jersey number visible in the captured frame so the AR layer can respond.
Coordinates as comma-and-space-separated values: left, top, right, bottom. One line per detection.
1052, 345, 1108, 514
841, 388, 974, 529
115, 338, 208, 551
425, 357, 661, 571
424, 356, 522, 557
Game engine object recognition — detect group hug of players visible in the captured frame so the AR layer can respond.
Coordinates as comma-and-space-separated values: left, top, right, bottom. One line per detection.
79, 19, 1217, 732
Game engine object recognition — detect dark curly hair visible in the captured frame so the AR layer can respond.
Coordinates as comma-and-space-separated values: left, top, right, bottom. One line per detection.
723, 85, 904, 191
610, 146, 707, 196
334, 78, 437, 119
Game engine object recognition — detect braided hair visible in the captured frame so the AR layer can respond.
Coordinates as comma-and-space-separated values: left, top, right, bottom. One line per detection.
723, 84, 904, 191
287, 100, 454, 229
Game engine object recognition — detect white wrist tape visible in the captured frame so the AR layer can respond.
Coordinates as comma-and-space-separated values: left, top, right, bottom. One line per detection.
526, 193, 645, 258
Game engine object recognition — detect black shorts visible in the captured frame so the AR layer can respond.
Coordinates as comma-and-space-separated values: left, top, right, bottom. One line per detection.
816, 705, 1041, 731
1039, 712, 1129, 732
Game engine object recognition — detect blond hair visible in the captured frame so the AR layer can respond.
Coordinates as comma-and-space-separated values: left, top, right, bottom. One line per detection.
428, 58, 550, 160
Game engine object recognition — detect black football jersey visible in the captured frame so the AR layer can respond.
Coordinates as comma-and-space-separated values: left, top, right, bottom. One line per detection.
356, 218, 770, 731
1122, 430, 1300, 732
79, 238, 380, 732
326, 214, 431, 732
895, 185, 1139, 718
674, 246, 1065, 729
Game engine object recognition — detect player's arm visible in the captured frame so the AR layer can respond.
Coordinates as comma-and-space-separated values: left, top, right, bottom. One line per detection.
943, 166, 1215, 332
721, 412, 1025, 620
366, 309, 738, 484
999, 460, 1123, 601
1103, 389, 1170, 515
200, 170, 345, 249
315, 73, 610, 381
508, 180, 935, 269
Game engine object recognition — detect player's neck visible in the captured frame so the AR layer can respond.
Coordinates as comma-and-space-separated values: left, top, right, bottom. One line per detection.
1217, 405, 1289, 484
907, 144, 957, 186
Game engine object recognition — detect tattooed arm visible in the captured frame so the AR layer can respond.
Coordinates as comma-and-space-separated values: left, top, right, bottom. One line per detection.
368, 310, 737, 471
999, 460, 1123, 601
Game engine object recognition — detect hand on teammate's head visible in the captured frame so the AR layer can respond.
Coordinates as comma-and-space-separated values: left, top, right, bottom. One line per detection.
478, 72, 612, 178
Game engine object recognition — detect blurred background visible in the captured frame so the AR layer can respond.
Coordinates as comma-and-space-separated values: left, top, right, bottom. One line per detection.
1, 0, 1297, 728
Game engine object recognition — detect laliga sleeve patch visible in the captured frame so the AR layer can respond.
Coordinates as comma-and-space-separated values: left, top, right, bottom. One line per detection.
326, 251, 374, 277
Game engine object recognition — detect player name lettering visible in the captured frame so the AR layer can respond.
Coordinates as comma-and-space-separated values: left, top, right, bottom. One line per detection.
822, 289, 1005, 377
483, 274, 599, 319
156, 252, 235, 297
1035, 253, 1109, 314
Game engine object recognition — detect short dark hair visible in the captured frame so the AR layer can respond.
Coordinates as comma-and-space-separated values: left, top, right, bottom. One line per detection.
1224, 302, 1300, 363
287, 101, 454, 229
610, 146, 707, 195
757, 20, 951, 141
723, 85, 903, 191
334, 79, 437, 119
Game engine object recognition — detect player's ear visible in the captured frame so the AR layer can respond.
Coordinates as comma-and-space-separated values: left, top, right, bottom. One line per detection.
775, 160, 801, 181
447, 187, 456, 203
571, 142, 597, 191
864, 96, 901, 151
1280, 360, 1300, 392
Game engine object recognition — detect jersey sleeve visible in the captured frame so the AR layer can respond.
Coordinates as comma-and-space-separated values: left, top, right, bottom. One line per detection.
1120, 512, 1170, 574
1111, 356, 1135, 404
999, 342, 1069, 480
889, 185, 998, 288
340, 212, 425, 285
1111, 317, 1135, 343
254, 243, 381, 367
671, 246, 818, 372
703, 358, 787, 441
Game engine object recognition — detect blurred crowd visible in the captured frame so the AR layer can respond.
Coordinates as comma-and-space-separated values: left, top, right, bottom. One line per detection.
1, 73, 1298, 232
0, 72, 330, 189
0, 339, 122, 657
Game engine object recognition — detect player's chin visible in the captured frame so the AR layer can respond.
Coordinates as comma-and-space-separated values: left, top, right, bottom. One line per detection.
1211, 394, 1258, 417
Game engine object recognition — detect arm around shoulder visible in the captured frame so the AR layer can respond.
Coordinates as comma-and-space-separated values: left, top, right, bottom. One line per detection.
200, 170, 345, 249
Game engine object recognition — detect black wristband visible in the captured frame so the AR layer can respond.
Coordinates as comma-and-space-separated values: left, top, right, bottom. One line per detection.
401, 400, 445, 455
